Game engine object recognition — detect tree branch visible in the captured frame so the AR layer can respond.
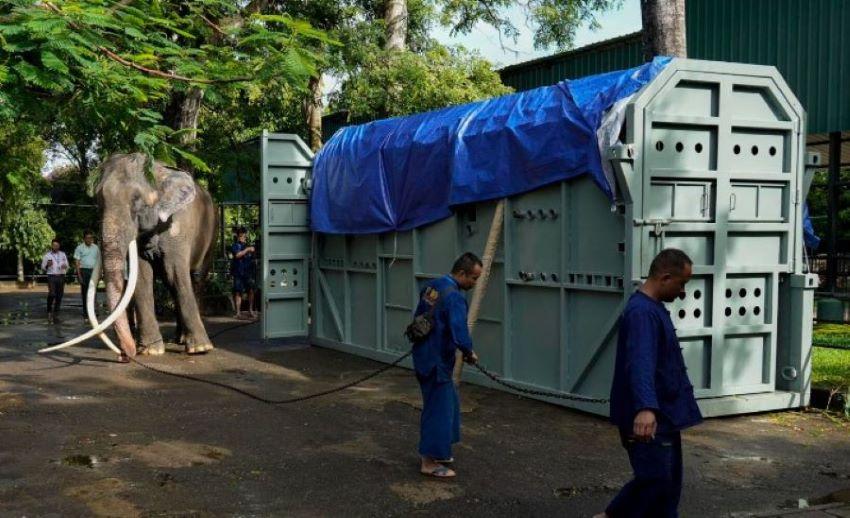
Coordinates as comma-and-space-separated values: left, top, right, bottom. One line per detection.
108, 0, 135, 14
199, 13, 228, 37
43, 1, 250, 84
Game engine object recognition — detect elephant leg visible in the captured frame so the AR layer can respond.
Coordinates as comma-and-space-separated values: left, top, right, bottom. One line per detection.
166, 263, 212, 354
175, 311, 186, 345
166, 282, 187, 344
135, 259, 165, 355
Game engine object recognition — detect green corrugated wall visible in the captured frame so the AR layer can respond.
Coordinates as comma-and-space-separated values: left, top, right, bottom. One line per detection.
499, 0, 850, 134
499, 33, 643, 92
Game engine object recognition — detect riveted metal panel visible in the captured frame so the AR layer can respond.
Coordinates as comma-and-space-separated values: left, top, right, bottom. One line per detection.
623, 59, 809, 405
260, 132, 312, 339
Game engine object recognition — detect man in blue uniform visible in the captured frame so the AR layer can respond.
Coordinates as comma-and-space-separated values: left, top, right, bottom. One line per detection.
596, 248, 703, 518
231, 227, 257, 319
412, 252, 481, 479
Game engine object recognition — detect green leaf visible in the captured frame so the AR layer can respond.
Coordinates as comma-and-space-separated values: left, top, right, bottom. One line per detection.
124, 27, 146, 40
0, 24, 28, 37
173, 147, 210, 173
23, 17, 66, 36
41, 51, 69, 75
2, 40, 37, 52
13, 61, 46, 87
134, 131, 159, 151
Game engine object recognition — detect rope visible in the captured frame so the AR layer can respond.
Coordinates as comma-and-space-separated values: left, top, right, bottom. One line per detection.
454, 199, 505, 385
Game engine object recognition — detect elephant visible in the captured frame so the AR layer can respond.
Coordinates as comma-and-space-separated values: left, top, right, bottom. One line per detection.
50, 153, 218, 360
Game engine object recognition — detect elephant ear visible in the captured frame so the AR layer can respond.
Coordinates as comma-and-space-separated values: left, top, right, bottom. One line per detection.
155, 166, 197, 223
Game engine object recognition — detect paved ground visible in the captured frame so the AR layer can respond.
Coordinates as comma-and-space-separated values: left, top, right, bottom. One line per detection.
2, 287, 850, 517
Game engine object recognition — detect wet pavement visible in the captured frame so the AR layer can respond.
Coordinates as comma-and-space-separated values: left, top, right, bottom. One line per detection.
1, 286, 850, 517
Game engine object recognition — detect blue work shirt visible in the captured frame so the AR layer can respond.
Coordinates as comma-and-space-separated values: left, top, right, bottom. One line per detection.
609, 290, 703, 433
411, 275, 474, 382
231, 242, 255, 278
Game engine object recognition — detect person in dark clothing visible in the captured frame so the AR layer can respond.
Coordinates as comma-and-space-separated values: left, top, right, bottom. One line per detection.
41, 238, 69, 324
231, 227, 257, 319
596, 248, 703, 518
412, 252, 481, 479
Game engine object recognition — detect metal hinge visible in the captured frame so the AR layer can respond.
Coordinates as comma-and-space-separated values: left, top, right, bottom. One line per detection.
301, 177, 313, 194
609, 143, 636, 161
634, 218, 671, 250
633, 218, 671, 236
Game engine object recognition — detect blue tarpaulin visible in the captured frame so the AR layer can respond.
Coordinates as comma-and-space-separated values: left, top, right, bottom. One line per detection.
803, 203, 820, 249
311, 57, 672, 234
311, 56, 818, 243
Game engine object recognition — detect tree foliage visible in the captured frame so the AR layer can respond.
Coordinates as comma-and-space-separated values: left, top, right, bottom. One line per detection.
808, 169, 850, 246
283, 1, 513, 123
0, 206, 54, 262
438, 0, 623, 50
0, 121, 53, 262
332, 44, 511, 119
0, 0, 332, 162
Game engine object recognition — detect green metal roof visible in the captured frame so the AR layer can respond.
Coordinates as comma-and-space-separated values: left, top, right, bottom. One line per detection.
499, 0, 850, 134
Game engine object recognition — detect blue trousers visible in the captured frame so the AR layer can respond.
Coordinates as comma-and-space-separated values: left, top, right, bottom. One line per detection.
606, 430, 683, 518
417, 372, 460, 459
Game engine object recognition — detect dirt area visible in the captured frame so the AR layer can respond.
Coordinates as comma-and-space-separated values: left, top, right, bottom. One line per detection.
2, 288, 850, 517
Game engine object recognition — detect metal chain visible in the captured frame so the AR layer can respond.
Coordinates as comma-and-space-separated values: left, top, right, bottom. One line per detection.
130, 350, 411, 406
131, 347, 607, 406
472, 363, 609, 404
46, 316, 608, 405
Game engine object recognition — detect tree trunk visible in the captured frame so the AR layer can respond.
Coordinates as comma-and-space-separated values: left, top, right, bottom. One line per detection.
177, 87, 204, 146
305, 75, 324, 152
76, 140, 90, 179
641, 0, 687, 61
164, 87, 205, 174
384, 0, 408, 51
16, 251, 24, 284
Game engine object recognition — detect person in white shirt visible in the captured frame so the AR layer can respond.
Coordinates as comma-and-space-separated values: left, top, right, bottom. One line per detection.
73, 231, 100, 319
41, 238, 69, 324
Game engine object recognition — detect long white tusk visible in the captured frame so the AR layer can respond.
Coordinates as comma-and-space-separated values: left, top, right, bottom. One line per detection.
39, 240, 139, 353
86, 257, 122, 354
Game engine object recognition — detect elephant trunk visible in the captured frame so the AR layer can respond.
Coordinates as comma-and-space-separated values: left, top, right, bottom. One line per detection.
101, 236, 137, 358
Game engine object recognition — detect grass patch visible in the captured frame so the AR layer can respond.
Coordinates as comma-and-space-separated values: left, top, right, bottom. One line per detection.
813, 347, 850, 390
813, 323, 850, 349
